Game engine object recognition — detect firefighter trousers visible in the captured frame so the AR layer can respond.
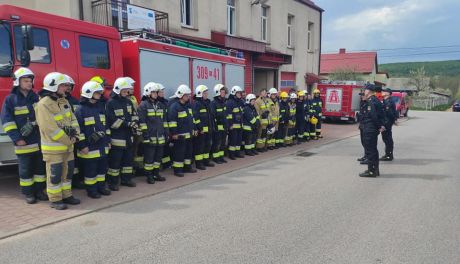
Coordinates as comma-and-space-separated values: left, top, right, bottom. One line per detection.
81, 157, 108, 195
256, 126, 267, 149
211, 130, 226, 161
17, 151, 46, 196
43, 152, 74, 202
381, 126, 394, 156
286, 126, 296, 145
162, 141, 172, 169
108, 147, 134, 186
194, 133, 212, 165
72, 148, 83, 186
275, 123, 287, 146
296, 120, 306, 140
363, 130, 380, 172
243, 129, 256, 152
144, 144, 164, 178
228, 128, 243, 156
359, 127, 366, 158
172, 137, 193, 173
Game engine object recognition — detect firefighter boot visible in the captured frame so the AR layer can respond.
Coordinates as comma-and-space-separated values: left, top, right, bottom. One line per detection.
357, 156, 366, 162
50, 201, 68, 210
380, 153, 394, 161
196, 161, 206, 171
63, 196, 81, 205
220, 157, 228, 163
359, 164, 377, 178
25, 195, 37, 204
174, 169, 184, 177
184, 166, 197, 173
147, 175, 155, 184
214, 158, 223, 164
360, 158, 369, 165
236, 151, 245, 158
153, 169, 166, 182
121, 180, 137, 187
228, 152, 236, 160
88, 192, 101, 199
98, 188, 111, 196
36, 190, 49, 201
204, 159, 215, 167
245, 150, 254, 156
109, 184, 120, 191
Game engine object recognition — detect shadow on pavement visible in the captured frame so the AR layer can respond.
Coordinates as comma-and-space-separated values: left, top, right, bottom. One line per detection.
379, 173, 450, 181
384, 158, 448, 166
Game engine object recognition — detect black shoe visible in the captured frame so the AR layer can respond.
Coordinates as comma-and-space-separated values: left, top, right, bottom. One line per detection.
379, 155, 393, 161
63, 196, 81, 205
72, 181, 86, 190
88, 192, 101, 199
174, 172, 184, 177
318, 135, 323, 138
220, 158, 228, 163
98, 188, 111, 196
121, 180, 136, 187
257, 148, 264, 152
245, 151, 254, 156
236, 152, 245, 158
359, 170, 377, 177
25, 195, 37, 204
196, 163, 206, 170
306, 137, 311, 142
357, 156, 366, 162
360, 159, 369, 165
229, 154, 236, 160
185, 168, 197, 173
154, 175, 166, 182
109, 185, 119, 191
50, 201, 67, 210
252, 150, 259, 155
35, 191, 49, 201
147, 176, 155, 184
204, 161, 215, 167
214, 159, 223, 164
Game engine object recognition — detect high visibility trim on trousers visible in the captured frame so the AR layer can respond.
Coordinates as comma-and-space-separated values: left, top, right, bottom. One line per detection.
229, 146, 237, 151
15, 143, 40, 155
184, 159, 192, 165
195, 154, 204, 161
153, 162, 161, 169
3, 122, 18, 132
162, 156, 171, 164
217, 124, 224, 131
47, 184, 62, 194
84, 177, 98, 185
121, 167, 133, 174
256, 139, 266, 143
212, 152, 220, 158
62, 182, 71, 191
134, 156, 143, 162
33, 174, 46, 183
144, 163, 154, 171
74, 167, 79, 174
96, 174, 105, 182
244, 144, 255, 150
77, 150, 102, 159
243, 125, 252, 131
107, 168, 120, 176
111, 139, 127, 147
173, 161, 184, 168
20, 178, 34, 187
218, 151, 225, 157
203, 153, 210, 159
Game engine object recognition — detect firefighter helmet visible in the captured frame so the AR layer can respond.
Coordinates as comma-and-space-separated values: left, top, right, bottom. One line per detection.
245, 93, 256, 104
143, 82, 157, 97
230, 85, 243, 96
172, 84, 191, 99
81, 81, 104, 99
125, 76, 135, 86
113, 77, 133, 95
195, 85, 209, 98
268, 88, 278, 95
64, 74, 75, 91
280, 91, 289, 99
213, 83, 226, 97
90, 76, 106, 86
43, 72, 67, 93
290, 93, 298, 99
13, 67, 34, 86
310, 116, 318, 125
297, 90, 306, 97
153, 83, 165, 91
313, 88, 320, 94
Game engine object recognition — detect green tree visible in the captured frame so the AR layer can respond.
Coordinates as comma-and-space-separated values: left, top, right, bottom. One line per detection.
329, 67, 362, 81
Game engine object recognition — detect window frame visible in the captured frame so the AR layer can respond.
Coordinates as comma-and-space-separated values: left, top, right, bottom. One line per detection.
13, 25, 52, 64
307, 22, 314, 52
261, 6, 269, 42
180, 0, 194, 27
227, 0, 236, 36
78, 35, 111, 69
287, 15, 294, 48
0, 22, 13, 66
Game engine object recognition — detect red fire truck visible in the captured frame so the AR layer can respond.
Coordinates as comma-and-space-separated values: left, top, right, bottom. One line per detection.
0, 4, 245, 165
318, 81, 365, 123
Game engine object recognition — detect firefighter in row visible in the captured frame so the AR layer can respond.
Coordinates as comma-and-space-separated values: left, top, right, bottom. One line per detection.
267, 88, 279, 150
192, 85, 215, 170
286, 93, 298, 145
226, 86, 245, 160
295, 90, 308, 142
138, 82, 168, 184
75, 81, 111, 199
156, 84, 172, 169
310, 89, 323, 139
210, 84, 228, 164
242, 94, 260, 156
276, 92, 290, 147
1, 68, 47, 204
106, 77, 138, 190
254, 89, 270, 152
36, 72, 81, 210
380, 88, 398, 161
168, 85, 197, 177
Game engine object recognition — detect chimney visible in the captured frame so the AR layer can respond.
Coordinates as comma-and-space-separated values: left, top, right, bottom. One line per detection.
339, 48, 346, 54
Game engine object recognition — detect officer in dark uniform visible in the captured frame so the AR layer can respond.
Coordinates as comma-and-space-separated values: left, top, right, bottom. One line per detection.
357, 90, 368, 164
359, 84, 385, 177
380, 88, 398, 161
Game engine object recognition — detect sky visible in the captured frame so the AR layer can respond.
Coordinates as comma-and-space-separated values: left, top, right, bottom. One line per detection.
315, 0, 460, 64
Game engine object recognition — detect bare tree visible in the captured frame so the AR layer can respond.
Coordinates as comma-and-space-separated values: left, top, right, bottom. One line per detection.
329, 66, 362, 81
409, 66, 430, 96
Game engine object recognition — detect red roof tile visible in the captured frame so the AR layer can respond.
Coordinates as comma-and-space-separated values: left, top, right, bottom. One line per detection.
320, 50, 377, 74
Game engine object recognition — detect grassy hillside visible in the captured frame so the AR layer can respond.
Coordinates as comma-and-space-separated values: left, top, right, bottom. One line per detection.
379, 60, 460, 77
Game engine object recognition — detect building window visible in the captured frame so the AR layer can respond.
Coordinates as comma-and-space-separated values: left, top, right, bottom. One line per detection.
287, 15, 294, 48
111, 0, 129, 31
227, 0, 236, 35
307, 22, 314, 52
79, 36, 110, 69
261, 6, 269, 42
14, 26, 51, 64
181, 0, 193, 27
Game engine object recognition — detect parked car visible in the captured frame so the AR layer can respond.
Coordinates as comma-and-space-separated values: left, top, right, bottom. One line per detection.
452, 100, 460, 112
391, 92, 410, 117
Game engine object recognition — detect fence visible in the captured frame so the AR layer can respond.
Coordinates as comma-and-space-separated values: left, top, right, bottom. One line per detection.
412, 96, 450, 110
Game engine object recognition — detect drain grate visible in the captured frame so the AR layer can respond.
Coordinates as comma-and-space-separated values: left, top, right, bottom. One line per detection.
296, 151, 316, 157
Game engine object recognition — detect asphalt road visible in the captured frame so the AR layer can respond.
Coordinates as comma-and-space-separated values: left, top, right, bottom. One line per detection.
1, 111, 459, 264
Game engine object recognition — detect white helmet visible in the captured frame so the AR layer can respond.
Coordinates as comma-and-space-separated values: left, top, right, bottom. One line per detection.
43, 72, 67, 92
195, 85, 208, 98
213, 84, 226, 97
153, 83, 165, 91
268, 88, 278, 95
230, 85, 243, 96
171, 84, 191, 99
245, 94, 256, 104
113, 77, 133, 95
125, 77, 135, 86
143, 82, 157, 97
81, 81, 104, 99
13, 67, 34, 86
290, 93, 298, 100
